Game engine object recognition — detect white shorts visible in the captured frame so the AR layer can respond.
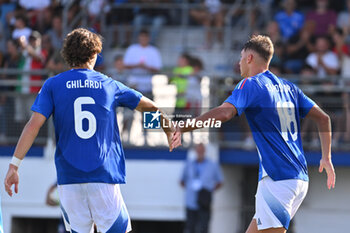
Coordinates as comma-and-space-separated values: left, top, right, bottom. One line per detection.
58, 183, 131, 233
253, 176, 308, 231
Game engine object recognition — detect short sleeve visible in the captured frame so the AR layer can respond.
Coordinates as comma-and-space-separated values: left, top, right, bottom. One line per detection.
224, 78, 257, 116
297, 86, 316, 118
115, 81, 142, 110
31, 78, 54, 119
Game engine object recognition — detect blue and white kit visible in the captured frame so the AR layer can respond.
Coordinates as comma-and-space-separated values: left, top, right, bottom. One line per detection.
32, 69, 142, 233
225, 70, 315, 230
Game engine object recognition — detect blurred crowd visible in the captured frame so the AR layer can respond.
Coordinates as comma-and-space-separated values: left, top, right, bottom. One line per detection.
253, 0, 350, 148
0, 0, 349, 148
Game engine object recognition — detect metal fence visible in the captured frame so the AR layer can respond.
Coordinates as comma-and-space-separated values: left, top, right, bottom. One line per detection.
0, 68, 348, 150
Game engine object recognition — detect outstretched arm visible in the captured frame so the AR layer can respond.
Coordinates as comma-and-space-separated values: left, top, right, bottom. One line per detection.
135, 96, 177, 151
171, 102, 237, 147
4, 112, 47, 196
305, 105, 335, 189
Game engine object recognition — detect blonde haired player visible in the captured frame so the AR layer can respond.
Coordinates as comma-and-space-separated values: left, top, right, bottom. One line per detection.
172, 35, 336, 233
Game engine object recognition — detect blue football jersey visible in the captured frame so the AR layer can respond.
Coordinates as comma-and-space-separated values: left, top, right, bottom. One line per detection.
225, 70, 315, 181
31, 69, 142, 185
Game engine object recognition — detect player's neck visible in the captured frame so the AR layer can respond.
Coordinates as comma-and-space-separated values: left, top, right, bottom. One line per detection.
71, 56, 97, 70
248, 67, 268, 78
71, 62, 95, 70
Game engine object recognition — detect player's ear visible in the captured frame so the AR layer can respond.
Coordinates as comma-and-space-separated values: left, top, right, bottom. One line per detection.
247, 54, 253, 64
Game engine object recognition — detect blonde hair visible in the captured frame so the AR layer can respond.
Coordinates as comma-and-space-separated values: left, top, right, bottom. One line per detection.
243, 35, 274, 63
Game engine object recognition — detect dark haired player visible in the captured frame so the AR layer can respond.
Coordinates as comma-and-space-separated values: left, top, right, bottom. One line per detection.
4, 28, 176, 233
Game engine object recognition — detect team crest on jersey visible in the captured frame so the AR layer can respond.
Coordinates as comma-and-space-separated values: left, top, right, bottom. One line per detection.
143, 110, 161, 129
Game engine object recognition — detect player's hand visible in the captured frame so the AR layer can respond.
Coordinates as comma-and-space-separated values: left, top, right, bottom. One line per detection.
171, 126, 182, 149
166, 131, 174, 152
4, 164, 19, 196
319, 158, 336, 190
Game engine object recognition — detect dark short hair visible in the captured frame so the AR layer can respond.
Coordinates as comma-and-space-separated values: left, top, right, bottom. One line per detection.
335, 27, 344, 36
114, 54, 123, 61
243, 35, 274, 62
61, 28, 102, 67
15, 15, 27, 26
190, 57, 203, 70
181, 53, 192, 62
316, 35, 330, 43
139, 29, 149, 36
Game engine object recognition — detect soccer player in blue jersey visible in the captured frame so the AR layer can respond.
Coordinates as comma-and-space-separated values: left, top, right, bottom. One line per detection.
4, 28, 176, 233
171, 35, 336, 233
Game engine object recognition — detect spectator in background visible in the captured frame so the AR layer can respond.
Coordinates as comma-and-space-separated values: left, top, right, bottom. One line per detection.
45, 49, 66, 74
82, 0, 110, 32
18, 0, 51, 33
0, 39, 24, 142
15, 31, 48, 123
305, 35, 342, 148
65, 1, 81, 29
18, 0, 50, 11
190, 0, 225, 49
332, 27, 350, 60
187, 57, 203, 111
265, 21, 282, 44
274, 0, 304, 42
171, 53, 193, 110
265, 21, 284, 71
47, 14, 63, 50
107, 0, 134, 48
3, 39, 23, 91
108, 55, 134, 144
12, 15, 32, 41
305, 0, 337, 37
0, 0, 16, 40
337, 0, 350, 38
42, 34, 54, 61
132, 0, 168, 45
124, 29, 162, 99
306, 36, 339, 79
180, 143, 223, 233
284, 22, 314, 74
108, 55, 127, 82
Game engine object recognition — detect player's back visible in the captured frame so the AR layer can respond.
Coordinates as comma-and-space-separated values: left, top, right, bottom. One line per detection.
31, 69, 142, 184
226, 70, 315, 181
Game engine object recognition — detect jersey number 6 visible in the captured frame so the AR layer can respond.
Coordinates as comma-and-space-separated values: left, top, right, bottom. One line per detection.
74, 97, 97, 139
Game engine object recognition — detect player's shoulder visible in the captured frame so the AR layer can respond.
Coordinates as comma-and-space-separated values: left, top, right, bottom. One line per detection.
272, 73, 301, 94
43, 71, 68, 86
92, 69, 111, 80
93, 70, 124, 89
277, 75, 299, 90
235, 76, 258, 90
